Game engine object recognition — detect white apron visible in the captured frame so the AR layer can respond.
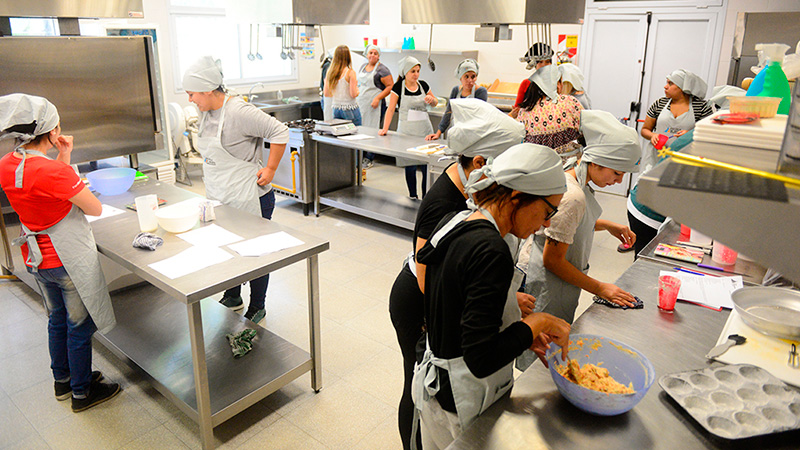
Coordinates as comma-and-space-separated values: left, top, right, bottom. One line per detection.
396, 81, 434, 167
411, 209, 519, 448
641, 99, 696, 171
197, 96, 262, 216
356, 63, 384, 129
11, 150, 115, 333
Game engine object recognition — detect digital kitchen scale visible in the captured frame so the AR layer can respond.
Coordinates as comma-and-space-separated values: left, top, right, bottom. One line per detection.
315, 119, 358, 136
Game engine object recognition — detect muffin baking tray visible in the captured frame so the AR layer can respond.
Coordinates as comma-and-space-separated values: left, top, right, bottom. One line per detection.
659, 364, 800, 439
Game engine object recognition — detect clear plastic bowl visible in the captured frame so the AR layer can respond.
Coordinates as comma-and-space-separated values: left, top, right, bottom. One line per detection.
155, 203, 198, 233
727, 96, 782, 118
85, 168, 136, 196
545, 334, 655, 416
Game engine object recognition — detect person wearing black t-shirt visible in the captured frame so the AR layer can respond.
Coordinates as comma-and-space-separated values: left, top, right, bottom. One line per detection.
413, 143, 570, 450
388, 99, 525, 450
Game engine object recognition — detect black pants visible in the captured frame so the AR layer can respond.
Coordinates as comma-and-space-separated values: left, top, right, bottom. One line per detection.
224, 192, 275, 310
405, 165, 428, 199
627, 211, 659, 257
389, 264, 424, 450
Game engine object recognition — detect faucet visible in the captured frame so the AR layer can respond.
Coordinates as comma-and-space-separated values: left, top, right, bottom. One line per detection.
248, 82, 265, 102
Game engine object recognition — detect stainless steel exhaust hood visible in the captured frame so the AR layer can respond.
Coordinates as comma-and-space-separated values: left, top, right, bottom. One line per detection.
0, 0, 144, 19
401, 0, 584, 24
229, 0, 369, 25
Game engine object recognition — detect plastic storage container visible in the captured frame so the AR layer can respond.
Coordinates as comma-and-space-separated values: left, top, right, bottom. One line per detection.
728, 96, 782, 118
85, 168, 136, 196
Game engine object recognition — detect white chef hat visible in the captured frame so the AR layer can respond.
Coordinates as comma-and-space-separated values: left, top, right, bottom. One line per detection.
465, 143, 568, 197
454, 59, 479, 79
445, 98, 524, 159
399, 56, 422, 77
364, 45, 381, 56
580, 110, 641, 174
0, 93, 60, 148
182, 56, 224, 92
709, 85, 746, 110
528, 64, 560, 101
667, 69, 708, 98
558, 63, 585, 92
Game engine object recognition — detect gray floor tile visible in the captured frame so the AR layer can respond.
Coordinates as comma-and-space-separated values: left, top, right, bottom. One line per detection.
0, 395, 38, 449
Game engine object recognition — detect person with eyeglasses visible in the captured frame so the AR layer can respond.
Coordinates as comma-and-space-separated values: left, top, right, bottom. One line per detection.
412, 143, 571, 450
518, 110, 641, 369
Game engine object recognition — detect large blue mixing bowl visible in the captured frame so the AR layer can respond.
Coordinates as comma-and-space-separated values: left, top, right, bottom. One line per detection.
545, 334, 655, 416
85, 168, 136, 196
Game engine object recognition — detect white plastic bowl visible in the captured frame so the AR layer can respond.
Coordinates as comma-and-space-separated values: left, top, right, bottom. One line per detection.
155, 203, 198, 233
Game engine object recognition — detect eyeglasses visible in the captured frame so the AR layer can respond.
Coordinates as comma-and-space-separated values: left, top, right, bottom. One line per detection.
541, 197, 559, 221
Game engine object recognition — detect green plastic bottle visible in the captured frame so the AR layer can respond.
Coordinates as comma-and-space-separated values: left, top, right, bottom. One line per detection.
755, 43, 791, 115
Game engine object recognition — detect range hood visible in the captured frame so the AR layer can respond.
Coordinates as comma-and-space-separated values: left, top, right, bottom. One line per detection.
0, 0, 143, 19
227, 0, 368, 25
401, 0, 584, 24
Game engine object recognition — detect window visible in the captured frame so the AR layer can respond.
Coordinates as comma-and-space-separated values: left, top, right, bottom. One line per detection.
169, 0, 296, 93
9, 18, 57, 36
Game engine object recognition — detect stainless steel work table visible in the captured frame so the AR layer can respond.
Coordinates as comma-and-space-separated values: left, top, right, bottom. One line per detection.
312, 126, 451, 230
447, 257, 799, 449
89, 181, 328, 450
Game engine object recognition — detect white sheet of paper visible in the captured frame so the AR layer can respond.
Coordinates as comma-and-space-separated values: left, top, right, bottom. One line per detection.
407, 109, 428, 122
338, 134, 375, 141
177, 224, 244, 247
660, 270, 743, 309
149, 246, 233, 279
228, 231, 304, 257
85, 204, 126, 223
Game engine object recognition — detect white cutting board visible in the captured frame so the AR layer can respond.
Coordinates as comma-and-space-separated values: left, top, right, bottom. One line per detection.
713, 310, 800, 387
694, 111, 787, 151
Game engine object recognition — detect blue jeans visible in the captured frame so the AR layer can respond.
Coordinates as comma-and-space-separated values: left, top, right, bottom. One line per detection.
29, 265, 97, 396
224, 191, 275, 310
333, 107, 363, 126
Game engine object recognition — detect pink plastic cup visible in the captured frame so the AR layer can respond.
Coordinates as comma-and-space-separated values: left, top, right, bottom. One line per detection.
712, 241, 738, 265
658, 275, 681, 313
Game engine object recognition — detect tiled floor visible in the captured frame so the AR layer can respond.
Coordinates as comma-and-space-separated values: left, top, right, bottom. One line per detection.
0, 159, 636, 449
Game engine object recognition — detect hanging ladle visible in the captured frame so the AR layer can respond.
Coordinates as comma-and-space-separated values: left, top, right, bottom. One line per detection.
255, 24, 263, 60
427, 24, 436, 71
280, 25, 288, 60
247, 24, 255, 61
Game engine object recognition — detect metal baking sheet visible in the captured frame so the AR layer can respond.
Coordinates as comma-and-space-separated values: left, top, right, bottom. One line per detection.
659, 364, 800, 440
732, 287, 800, 340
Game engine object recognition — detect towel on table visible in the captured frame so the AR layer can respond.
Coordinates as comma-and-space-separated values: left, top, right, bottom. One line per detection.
226, 329, 258, 358
132, 232, 163, 251
592, 295, 643, 310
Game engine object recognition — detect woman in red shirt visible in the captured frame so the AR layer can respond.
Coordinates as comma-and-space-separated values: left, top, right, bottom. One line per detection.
0, 93, 120, 412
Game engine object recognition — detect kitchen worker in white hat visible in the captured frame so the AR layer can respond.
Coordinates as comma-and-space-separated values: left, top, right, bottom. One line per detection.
412, 143, 571, 450
518, 111, 641, 368
388, 98, 524, 449
0, 93, 121, 412
183, 55, 290, 324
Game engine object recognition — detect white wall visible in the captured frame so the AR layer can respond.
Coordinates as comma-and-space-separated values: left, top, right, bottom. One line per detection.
315, 0, 582, 95
715, 0, 800, 85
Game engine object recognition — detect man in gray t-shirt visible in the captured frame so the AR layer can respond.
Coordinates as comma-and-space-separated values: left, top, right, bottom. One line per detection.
183, 56, 289, 324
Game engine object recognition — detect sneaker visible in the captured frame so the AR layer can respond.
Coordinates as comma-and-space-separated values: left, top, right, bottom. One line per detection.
244, 307, 267, 324
362, 158, 374, 169
220, 295, 244, 311
55, 371, 104, 401
617, 243, 635, 253
71, 380, 121, 412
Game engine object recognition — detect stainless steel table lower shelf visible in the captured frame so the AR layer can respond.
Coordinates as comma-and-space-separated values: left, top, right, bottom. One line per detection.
97, 282, 312, 426
319, 185, 420, 230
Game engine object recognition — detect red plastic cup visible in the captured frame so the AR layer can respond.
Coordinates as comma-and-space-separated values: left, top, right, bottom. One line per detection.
654, 134, 669, 150
658, 275, 681, 313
